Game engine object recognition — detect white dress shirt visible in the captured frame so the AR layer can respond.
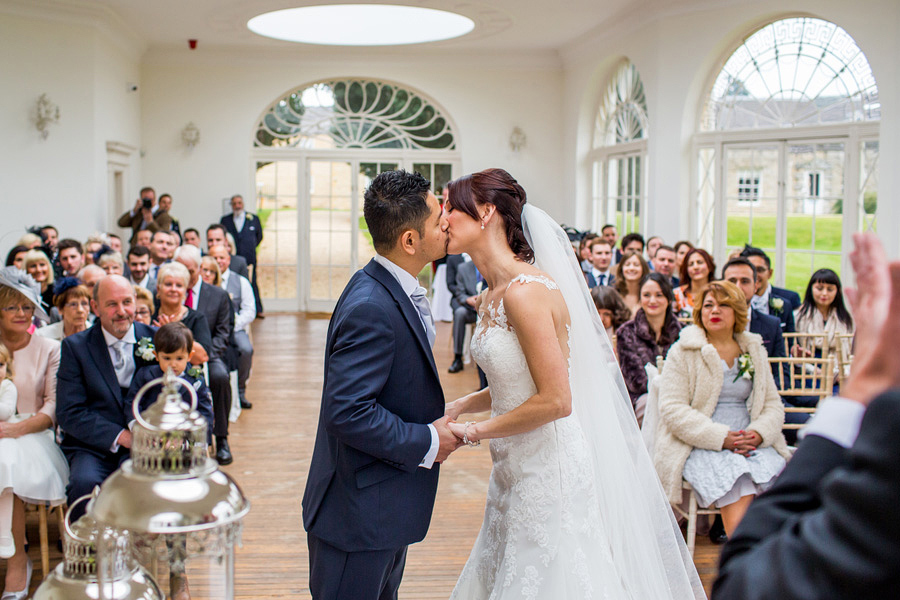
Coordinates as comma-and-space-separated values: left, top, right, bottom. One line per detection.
799, 396, 867, 448
233, 210, 246, 233
751, 284, 772, 314
221, 270, 256, 332
131, 273, 152, 289
591, 268, 612, 286
101, 324, 137, 452
373, 254, 440, 469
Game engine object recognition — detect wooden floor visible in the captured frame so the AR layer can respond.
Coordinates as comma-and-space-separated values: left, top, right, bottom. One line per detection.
4, 315, 721, 597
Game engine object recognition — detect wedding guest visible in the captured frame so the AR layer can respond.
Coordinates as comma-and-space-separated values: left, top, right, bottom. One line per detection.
157, 193, 180, 235
616, 273, 683, 424
39, 226, 58, 255
584, 238, 615, 287
614, 250, 650, 316
82, 233, 110, 265
148, 231, 174, 280
15, 234, 41, 251
107, 234, 123, 254
220, 194, 264, 315
578, 232, 598, 273
793, 268, 854, 362
601, 224, 618, 256
133, 286, 154, 327
654, 245, 680, 286
134, 229, 153, 249
0, 267, 68, 597
590, 286, 631, 343
35, 279, 91, 342
153, 262, 211, 367
76, 265, 105, 300
447, 256, 479, 374
96, 251, 125, 276
673, 240, 694, 274
127, 246, 155, 294
23, 249, 54, 313
646, 235, 663, 268
4, 247, 28, 271
620, 232, 645, 256
57, 239, 84, 277
117, 187, 172, 246
206, 225, 249, 279
182, 228, 202, 249
740, 246, 801, 324
654, 281, 790, 535
199, 256, 221, 286
674, 247, 715, 317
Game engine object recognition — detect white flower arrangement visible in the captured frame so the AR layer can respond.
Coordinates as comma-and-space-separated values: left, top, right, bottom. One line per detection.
137, 337, 156, 362
769, 296, 785, 314
734, 353, 755, 382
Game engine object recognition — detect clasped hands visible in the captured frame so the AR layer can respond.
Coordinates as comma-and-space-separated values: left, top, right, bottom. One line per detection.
723, 429, 762, 456
432, 399, 483, 462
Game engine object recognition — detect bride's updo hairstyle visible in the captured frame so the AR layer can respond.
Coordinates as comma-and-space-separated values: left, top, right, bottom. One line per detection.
446, 168, 534, 263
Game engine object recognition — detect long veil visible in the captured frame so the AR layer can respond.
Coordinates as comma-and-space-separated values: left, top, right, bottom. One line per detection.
521, 204, 706, 600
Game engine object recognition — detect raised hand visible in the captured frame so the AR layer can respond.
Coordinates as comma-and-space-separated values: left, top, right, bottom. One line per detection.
432, 415, 463, 463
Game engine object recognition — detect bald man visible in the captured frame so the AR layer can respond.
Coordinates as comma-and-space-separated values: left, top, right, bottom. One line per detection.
57, 275, 157, 517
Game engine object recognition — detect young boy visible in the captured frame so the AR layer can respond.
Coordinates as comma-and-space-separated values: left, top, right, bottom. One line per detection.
125, 322, 214, 441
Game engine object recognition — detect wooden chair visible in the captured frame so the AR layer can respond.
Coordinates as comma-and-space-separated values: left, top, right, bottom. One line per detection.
673, 481, 720, 557
24, 501, 66, 578
769, 356, 834, 430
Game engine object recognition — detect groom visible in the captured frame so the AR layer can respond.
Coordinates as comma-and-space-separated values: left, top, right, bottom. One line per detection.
302, 170, 461, 599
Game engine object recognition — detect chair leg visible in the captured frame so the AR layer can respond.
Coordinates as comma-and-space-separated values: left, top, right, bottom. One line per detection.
38, 504, 50, 578
686, 491, 698, 557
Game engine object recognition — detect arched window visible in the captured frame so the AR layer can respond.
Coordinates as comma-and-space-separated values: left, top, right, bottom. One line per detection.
252, 79, 460, 311
694, 17, 879, 292
590, 61, 649, 236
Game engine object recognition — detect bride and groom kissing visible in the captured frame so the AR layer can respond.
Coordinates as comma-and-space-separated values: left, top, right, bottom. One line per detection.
302, 169, 705, 599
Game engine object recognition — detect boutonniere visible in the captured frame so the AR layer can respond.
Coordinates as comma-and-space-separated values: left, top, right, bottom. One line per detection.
734, 353, 754, 382
136, 337, 156, 362
246, 214, 254, 222
187, 365, 203, 379
769, 296, 785, 315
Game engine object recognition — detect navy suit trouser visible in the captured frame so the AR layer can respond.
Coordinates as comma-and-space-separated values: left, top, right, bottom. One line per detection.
308, 533, 407, 600
65, 448, 129, 519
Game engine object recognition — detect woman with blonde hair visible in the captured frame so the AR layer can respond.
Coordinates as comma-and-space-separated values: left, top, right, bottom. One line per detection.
23, 250, 54, 315
133, 285, 155, 326
654, 281, 790, 535
96, 251, 124, 276
200, 256, 222, 287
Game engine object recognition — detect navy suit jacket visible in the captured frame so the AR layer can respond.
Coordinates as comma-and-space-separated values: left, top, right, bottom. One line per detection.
195, 281, 234, 361
125, 365, 214, 442
749, 309, 788, 384
714, 390, 900, 599
585, 271, 614, 288
302, 259, 445, 552
771, 285, 801, 313
220, 213, 263, 265
57, 321, 157, 459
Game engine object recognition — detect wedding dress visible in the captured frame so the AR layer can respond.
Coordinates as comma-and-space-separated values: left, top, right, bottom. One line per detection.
450, 205, 705, 600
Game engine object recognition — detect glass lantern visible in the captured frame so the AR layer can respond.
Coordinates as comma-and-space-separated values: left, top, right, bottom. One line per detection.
32, 493, 163, 600
90, 370, 250, 600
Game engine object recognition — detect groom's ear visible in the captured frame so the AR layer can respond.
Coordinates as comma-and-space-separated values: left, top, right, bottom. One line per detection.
399, 229, 420, 256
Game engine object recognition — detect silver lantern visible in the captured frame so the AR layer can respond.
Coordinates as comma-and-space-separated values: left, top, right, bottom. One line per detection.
90, 370, 250, 600
33, 493, 163, 600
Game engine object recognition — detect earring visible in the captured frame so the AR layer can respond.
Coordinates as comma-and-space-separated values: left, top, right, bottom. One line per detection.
480, 221, 485, 230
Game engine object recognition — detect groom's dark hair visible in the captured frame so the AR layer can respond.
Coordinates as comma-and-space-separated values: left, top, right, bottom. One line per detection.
364, 170, 432, 254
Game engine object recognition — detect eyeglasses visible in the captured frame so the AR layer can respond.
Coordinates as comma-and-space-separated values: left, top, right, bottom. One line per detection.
1, 305, 36, 315
135, 307, 152, 317
65, 301, 90, 310
754, 266, 768, 274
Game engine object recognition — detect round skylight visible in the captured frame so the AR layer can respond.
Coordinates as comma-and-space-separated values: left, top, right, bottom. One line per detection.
247, 4, 475, 46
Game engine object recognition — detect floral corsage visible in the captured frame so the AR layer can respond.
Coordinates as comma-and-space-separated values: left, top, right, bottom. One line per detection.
136, 337, 156, 361
734, 353, 754, 382
187, 365, 203, 379
769, 296, 785, 315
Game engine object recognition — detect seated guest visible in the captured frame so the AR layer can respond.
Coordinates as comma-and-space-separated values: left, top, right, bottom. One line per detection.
614, 250, 650, 317
96, 250, 125, 277
134, 229, 153, 249
36, 279, 91, 341
75, 265, 105, 301
133, 286, 154, 327
57, 239, 84, 279
646, 236, 663, 268
740, 246, 798, 332
673, 240, 694, 275
148, 230, 174, 280
620, 232, 645, 257
673, 247, 715, 318
15, 234, 41, 251
447, 255, 480, 374
209, 245, 255, 408
653, 245, 679, 287
721, 259, 786, 362
124, 322, 213, 441
4, 247, 29, 271
655, 281, 790, 536
183, 228, 202, 249
199, 256, 221, 286
173, 245, 235, 465
206, 225, 249, 279
590, 286, 631, 343
0, 268, 68, 597
107, 234, 123, 255
794, 268, 854, 363
127, 246, 155, 294
56, 276, 157, 518
578, 232, 598, 273
584, 238, 615, 287
712, 233, 900, 600
152, 262, 211, 365
616, 273, 683, 425
23, 249, 54, 318
82, 233, 110, 265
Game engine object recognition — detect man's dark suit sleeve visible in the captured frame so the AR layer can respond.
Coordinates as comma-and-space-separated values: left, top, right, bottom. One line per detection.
253, 213, 263, 245
445, 256, 461, 300
713, 391, 900, 600
323, 303, 432, 472
57, 337, 124, 451
208, 292, 233, 359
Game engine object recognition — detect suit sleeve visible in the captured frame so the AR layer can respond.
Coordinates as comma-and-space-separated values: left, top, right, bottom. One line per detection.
188, 313, 214, 359
117, 211, 134, 228
208, 294, 233, 359
714, 392, 900, 600
56, 338, 126, 451
445, 257, 461, 302
254, 215, 263, 245
323, 302, 432, 472
124, 368, 151, 422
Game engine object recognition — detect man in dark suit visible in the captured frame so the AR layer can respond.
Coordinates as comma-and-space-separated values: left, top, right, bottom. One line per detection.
174, 244, 236, 464
653, 245, 680, 287
220, 194, 264, 315
584, 238, 615, 288
206, 224, 249, 279
741, 246, 798, 333
714, 233, 900, 600
447, 255, 480, 373
57, 275, 157, 518
302, 170, 460, 600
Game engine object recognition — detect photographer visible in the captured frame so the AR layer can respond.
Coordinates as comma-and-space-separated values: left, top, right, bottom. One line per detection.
117, 186, 173, 246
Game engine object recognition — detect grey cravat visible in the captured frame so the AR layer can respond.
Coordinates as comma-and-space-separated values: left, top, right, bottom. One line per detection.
409, 286, 436, 347
111, 340, 134, 387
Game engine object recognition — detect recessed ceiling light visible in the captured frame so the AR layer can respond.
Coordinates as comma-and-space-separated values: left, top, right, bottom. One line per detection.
247, 4, 475, 46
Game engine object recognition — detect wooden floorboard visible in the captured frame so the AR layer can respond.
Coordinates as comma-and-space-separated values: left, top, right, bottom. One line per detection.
4, 315, 721, 597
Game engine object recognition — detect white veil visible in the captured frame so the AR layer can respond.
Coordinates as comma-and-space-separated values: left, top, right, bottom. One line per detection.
521, 204, 706, 600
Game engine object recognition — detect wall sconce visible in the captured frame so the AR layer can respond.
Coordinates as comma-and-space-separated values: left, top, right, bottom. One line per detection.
34, 93, 60, 139
509, 126, 526, 153
181, 122, 200, 149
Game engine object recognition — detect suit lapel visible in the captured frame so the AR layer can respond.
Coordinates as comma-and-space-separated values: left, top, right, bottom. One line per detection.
87, 324, 123, 403
364, 260, 439, 379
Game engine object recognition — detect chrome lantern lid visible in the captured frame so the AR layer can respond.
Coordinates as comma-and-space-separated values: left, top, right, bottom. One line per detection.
33, 494, 163, 600
90, 369, 250, 534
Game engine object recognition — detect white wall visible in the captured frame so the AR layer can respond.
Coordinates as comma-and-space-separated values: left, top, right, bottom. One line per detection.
0, 10, 142, 258
139, 48, 566, 230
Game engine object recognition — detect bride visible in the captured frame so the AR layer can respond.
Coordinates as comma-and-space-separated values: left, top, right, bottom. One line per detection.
443, 169, 705, 599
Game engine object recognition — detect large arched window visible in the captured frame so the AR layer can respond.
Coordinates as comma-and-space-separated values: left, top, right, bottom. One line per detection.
694, 17, 879, 292
252, 79, 460, 311
589, 60, 649, 235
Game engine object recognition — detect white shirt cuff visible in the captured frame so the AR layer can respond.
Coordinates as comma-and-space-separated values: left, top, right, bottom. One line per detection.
419, 424, 440, 469
110, 429, 127, 453
799, 396, 866, 448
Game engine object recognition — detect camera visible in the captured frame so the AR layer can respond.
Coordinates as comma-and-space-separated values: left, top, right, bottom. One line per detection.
142, 197, 152, 209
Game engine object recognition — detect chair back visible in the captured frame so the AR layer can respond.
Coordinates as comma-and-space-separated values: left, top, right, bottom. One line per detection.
769, 356, 833, 430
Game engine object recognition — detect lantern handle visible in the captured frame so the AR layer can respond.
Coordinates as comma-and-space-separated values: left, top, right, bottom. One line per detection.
64, 492, 96, 544
132, 368, 199, 431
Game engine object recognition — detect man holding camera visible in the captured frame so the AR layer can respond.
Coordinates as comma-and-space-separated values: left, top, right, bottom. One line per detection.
117, 186, 173, 246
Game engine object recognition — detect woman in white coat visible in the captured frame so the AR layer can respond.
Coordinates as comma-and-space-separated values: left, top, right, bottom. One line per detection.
654, 281, 791, 535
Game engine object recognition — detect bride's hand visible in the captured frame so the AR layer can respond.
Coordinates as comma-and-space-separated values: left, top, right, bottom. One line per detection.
445, 399, 464, 421
448, 421, 468, 440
